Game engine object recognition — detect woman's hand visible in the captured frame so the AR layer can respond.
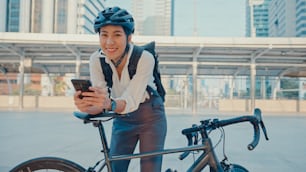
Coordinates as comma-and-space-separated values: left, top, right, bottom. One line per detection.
74, 90, 88, 112
73, 87, 111, 114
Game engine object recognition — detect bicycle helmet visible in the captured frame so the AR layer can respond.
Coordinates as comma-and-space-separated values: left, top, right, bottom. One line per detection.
94, 6, 134, 35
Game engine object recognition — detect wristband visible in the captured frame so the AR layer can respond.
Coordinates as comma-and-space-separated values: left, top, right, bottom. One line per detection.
110, 99, 117, 111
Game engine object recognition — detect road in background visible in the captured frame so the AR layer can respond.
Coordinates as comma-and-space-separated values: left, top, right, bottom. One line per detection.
1, 110, 305, 171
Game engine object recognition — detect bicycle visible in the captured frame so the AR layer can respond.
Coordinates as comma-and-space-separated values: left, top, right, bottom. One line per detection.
10, 108, 269, 172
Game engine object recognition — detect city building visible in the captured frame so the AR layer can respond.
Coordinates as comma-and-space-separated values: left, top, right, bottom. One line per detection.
131, 0, 174, 36
296, 0, 306, 37
269, 0, 296, 37
251, 0, 306, 37
0, 0, 106, 34
246, 0, 272, 37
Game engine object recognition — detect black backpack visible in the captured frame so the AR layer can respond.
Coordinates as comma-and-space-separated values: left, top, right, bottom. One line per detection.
99, 41, 166, 102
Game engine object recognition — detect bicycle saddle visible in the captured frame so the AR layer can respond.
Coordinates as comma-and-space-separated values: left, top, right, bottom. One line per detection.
73, 111, 120, 120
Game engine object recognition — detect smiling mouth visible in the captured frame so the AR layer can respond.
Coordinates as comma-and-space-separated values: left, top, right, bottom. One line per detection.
106, 48, 117, 53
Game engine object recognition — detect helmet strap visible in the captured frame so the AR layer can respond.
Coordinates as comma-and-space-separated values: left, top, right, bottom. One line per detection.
111, 44, 130, 68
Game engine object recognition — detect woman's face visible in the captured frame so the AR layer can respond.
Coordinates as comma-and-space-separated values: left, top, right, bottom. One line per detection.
99, 25, 131, 60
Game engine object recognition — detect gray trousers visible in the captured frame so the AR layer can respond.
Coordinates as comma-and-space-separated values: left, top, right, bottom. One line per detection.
109, 95, 167, 172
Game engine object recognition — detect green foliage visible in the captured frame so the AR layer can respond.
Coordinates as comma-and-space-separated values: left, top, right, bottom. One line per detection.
53, 78, 67, 96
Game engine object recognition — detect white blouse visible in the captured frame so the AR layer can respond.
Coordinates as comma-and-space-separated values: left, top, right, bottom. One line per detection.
89, 44, 157, 114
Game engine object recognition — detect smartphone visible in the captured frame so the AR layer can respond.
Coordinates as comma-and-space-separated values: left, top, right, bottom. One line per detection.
71, 79, 93, 99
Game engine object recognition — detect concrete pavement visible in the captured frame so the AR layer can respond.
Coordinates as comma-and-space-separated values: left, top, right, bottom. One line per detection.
1, 109, 305, 171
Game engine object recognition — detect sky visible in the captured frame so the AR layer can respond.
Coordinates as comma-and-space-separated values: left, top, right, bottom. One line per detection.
106, 0, 246, 37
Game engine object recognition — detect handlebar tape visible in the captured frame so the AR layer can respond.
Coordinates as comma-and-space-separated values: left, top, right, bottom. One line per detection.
247, 119, 260, 150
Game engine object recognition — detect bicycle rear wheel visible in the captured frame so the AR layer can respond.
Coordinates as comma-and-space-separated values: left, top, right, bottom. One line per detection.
10, 157, 86, 172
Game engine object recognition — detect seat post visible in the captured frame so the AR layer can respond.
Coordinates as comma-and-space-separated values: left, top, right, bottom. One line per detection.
95, 121, 112, 170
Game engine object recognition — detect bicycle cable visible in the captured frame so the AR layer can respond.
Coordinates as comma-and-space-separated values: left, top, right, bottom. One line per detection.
191, 135, 201, 160
220, 127, 229, 161
205, 127, 224, 157
215, 127, 224, 150
192, 127, 225, 161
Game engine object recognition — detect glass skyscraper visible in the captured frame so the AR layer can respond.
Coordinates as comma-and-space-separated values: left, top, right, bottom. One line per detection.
246, 0, 272, 37
131, 0, 174, 36
296, 0, 306, 37
4, 0, 20, 32
0, 0, 106, 34
247, 0, 306, 37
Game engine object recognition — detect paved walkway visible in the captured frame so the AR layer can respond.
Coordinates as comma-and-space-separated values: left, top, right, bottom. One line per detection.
1, 109, 305, 171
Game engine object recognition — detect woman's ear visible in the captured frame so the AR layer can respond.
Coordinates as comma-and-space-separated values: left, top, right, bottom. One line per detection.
127, 34, 132, 43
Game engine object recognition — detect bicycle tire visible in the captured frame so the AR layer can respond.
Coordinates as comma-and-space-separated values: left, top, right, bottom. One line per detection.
9, 156, 86, 172
225, 163, 249, 172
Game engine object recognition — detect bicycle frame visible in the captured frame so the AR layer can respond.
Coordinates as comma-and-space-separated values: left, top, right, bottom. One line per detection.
74, 108, 269, 172
93, 119, 223, 172
10, 109, 268, 172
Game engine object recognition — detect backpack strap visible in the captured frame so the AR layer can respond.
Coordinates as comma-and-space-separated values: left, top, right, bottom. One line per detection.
129, 45, 162, 99
99, 45, 163, 100
99, 46, 143, 88
128, 45, 144, 79
99, 56, 113, 89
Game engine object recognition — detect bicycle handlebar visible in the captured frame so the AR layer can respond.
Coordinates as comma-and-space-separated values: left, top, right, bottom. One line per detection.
181, 108, 269, 155
181, 116, 260, 150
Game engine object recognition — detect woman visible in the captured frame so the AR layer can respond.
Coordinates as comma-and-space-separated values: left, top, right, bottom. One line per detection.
73, 6, 167, 172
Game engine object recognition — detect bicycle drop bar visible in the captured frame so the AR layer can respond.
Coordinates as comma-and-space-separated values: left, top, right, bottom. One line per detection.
179, 133, 194, 160
181, 115, 260, 151
218, 116, 260, 150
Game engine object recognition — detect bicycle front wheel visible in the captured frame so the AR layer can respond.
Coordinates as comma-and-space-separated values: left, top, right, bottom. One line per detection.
10, 157, 86, 172
225, 164, 249, 172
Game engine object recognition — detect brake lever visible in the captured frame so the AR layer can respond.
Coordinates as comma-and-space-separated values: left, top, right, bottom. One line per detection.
191, 124, 199, 145
254, 108, 269, 140
179, 133, 192, 160
179, 124, 200, 160
260, 121, 269, 140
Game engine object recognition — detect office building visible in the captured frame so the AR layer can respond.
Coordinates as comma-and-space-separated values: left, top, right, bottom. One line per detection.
246, 0, 272, 37
0, 0, 106, 34
251, 0, 306, 37
131, 0, 174, 36
296, 0, 306, 37
269, 0, 296, 37
269, 0, 306, 37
